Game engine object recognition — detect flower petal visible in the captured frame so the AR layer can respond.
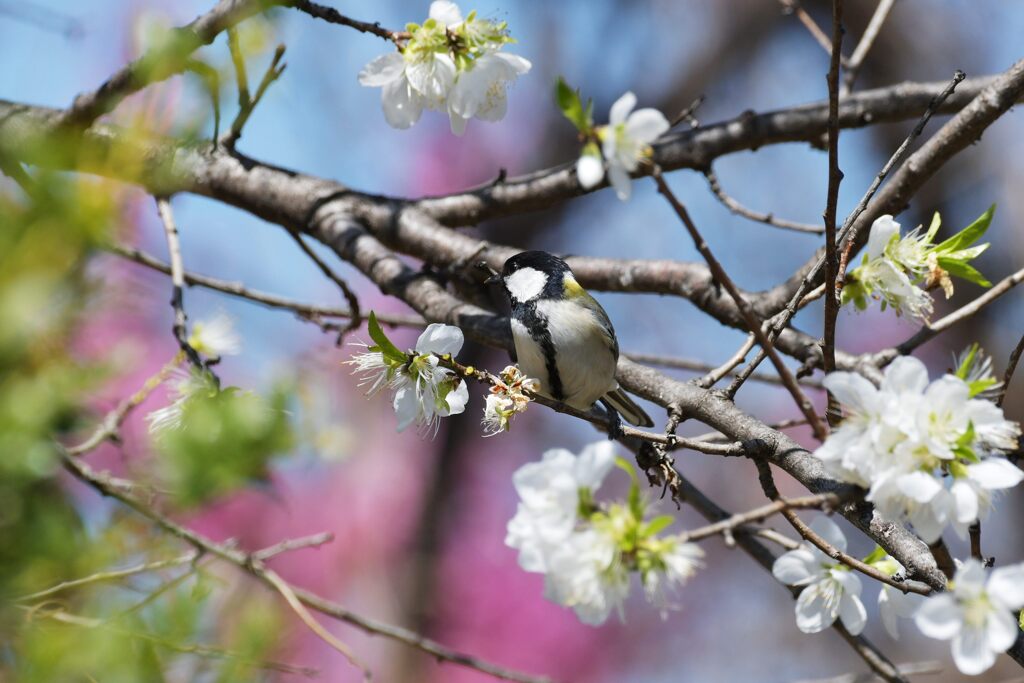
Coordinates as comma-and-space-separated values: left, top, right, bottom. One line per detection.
988, 563, 1024, 610
838, 592, 867, 635
576, 154, 604, 189
986, 608, 1019, 652
429, 0, 463, 26
625, 108, 669, 144
574, 441, 615, 490
795, 583, 836, 634
449, 111, 468, 136
392, 386, 420, 432
897, 471, 942, 503
881, 355, 930, 395
358, 52, 405, 86
442, 380, 469, 416
878, 586, 901, 639
381, 77, 424, 129
608, 91, 636, 126
772, 548, 820, 586
967, 458, 1024, 489
416, 323, 464, 356
607, 162, 632, 201
950, 480, 980, 524
914, 594, 962, 640
951, 625, 997, 676
866, 215, 900, 259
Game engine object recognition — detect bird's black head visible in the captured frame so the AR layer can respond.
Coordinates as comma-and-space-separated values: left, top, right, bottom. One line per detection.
500, 250, 571, 304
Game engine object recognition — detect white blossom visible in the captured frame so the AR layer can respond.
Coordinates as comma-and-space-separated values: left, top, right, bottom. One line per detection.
358, 1, 529, 133
505, 441, 615, 571
576, 151, 604, 190
597, 92, 669, 201
641, 537, 704, 615
843, 215, 934, 321
814, 355, 1022, 543
347, 322, 469, 435
868, 554, 925, 639
915, 559, 1024, 675
188, 313, 241, 358
772, 517, 867, 635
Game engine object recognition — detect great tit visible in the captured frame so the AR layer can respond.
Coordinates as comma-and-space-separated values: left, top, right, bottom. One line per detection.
490, 250, 654, 429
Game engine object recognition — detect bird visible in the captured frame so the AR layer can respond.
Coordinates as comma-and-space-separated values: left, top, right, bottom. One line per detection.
488, 250, 654, 431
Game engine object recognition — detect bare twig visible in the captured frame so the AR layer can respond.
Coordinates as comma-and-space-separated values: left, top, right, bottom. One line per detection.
928, 540, 956, 581
625, 344, 823, 390
286, 229, 362, 342
15, 552, 199, 602
778, 0, 850, 66
261, 568, 372, 681
110, 243, 422, 328
289, 0, 407, 44
61, 455, 555, 683
680, 493, 842, 543
968, 522, 983, 562
65, 352, 184, 456
841, 0, 897, 94
896, 266, 1024, 355
756, 462, 932, 595
224, 44, 286, 147
58, 0, 285, 129
0, 155, 35, 194
252, 532, 334, 561
704, 168, 823, 234
794, 660, 943, 683
155, 198, 205, 369
651, 165, 828, 441
822, 0, 845, 384
227, 27, 251, 112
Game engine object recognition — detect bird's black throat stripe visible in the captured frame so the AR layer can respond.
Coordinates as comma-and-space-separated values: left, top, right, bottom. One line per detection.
515, 300, 564, 401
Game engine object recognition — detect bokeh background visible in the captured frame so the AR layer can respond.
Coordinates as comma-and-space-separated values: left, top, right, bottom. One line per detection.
2, 0, 1023, 681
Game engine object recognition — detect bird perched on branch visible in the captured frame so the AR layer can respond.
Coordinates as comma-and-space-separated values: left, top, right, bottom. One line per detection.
487, 250, 654, 434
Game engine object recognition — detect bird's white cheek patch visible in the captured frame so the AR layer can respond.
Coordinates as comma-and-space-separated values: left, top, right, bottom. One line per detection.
505, 267, 548, 302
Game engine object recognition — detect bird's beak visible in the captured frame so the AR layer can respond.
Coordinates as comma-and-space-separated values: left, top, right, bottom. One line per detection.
477, 261, 501, 285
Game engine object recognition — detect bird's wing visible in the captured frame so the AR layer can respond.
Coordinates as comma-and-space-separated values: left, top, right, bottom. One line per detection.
563, 274, 619, 360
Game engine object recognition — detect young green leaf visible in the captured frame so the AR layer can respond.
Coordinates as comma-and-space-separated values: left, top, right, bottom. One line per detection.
642, 514, 675, 538
938, 257, 992, 288
367, 311, 408, 362
555, 77, 592, 133
933, 204, 995, 254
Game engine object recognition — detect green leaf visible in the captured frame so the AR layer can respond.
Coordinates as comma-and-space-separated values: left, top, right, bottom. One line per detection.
933, 204, 995, 253
642, 514, 675, 538
937, 257, 992, 288
555, 77, 592, 132
955, 344, 980, 380
862, 545, 888, 565
1019, 610, 1024, 632
367, 311, 407, 362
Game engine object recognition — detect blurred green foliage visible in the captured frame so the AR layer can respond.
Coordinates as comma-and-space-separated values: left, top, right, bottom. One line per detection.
158, 382, 295, 506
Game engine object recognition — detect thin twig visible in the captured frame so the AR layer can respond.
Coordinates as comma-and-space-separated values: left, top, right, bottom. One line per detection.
704, 168, 823, 234
286, 229, 362, 343
698, 334, 757, 388
252, 532, 334, 561
60, 455, 555, 683
261, 568, 372, 681
58, 0, 284, 129
65, 352, 185, 456
841, 0, 897, 94
794, 660, 943, 683
155, 198, 204, 369
756, 462, 932, 595
289, 0, 407, 44
14, 552, 199, 602
896, 266, 1024, 355
968, 522, 983, 563
110, 243, 422, 328
224, 44, 286, 147
227, 27, 251, 112
680, 493, 842, 543
778, 0, 850, 66
821, 0, 844, 387
625, 346, 823, 390
651, 165, 828, 441
0, 155, 35, 194
928, 540, 956, 581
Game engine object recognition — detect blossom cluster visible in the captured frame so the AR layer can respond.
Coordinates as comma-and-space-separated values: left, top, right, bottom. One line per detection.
774, 517, 1024, 676
841, 208, 994, 322
505, 442, 703, 624
347, 313, 468, 434
482, 364, 539, 435
815, 351, 1021, 544
358, 1, 530, 134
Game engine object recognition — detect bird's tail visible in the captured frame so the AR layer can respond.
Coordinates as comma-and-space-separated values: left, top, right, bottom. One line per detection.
603, 387, 654, 428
